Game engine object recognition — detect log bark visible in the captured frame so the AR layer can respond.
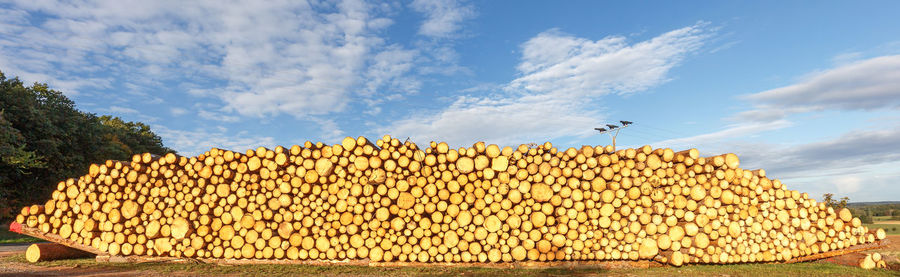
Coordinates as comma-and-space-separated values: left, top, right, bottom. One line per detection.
26, 243, 94, 263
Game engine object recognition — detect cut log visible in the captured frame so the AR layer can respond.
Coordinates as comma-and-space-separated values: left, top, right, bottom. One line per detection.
838, 208, 853, 222
675, 149, 699, 160
859, 254, 876, 269
170, 217, 191, 240
26, 243, 94, 263
531, 183, 553, 202
483, 215, 501, 232
397, 192, 415, 209
456, 157, 474, 174
638, 239, 659, 259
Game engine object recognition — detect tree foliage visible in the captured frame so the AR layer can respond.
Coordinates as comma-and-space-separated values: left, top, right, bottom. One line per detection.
822, 193, 877, 224
847, 202, 900, 224
822, 193, 849, 210
0, 70, 173, 220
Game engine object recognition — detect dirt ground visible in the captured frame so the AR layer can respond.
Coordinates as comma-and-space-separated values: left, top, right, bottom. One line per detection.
0, 245, 147, 276
0, 263, 156, 277
869, 235, 900, 263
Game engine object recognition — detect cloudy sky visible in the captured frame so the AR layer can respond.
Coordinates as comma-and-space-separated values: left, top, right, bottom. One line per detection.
2, 0, 899, 201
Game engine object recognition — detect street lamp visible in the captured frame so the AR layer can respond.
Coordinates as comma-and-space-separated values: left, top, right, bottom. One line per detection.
595, 120, 632, 150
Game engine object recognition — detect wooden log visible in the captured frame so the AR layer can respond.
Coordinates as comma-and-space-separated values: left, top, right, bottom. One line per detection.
531, 183, 553, 202
26, 243, 94, 263
675, 149, 699, 160
456, 157, 474, 174
398, 192, 415, 209
838, 208, 853, 222
638, 239, 659, 259
859, 254, 876, 269
170, 217, 191, 240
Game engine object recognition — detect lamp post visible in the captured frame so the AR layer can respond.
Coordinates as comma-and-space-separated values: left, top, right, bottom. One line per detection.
595, 120, 632, 150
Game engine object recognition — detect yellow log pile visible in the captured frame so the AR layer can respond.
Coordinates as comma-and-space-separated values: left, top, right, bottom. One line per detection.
859, 253, 887, 269
15, 135, 887, 265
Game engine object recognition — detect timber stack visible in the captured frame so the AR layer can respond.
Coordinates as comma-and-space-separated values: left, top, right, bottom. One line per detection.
14, 135, 887, 266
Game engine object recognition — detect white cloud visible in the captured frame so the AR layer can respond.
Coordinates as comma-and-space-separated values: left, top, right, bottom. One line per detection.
381, 23, 713, 146
197, 109, 240, 123
735, 126, 900, 179
740, 55, 900, 122
169, 107, 187, 116
724, 126, 900, 201
831, 52, 864, 65
363, 45, 421, 95
382, 94, 603, 147
643, 123, 900, 201
410, 0, 475, 38
1, 0, 486, 158
652, 120, 792, 151
662, 54, 900, 158
310, 118, 346, 144
641, 54, 900, 201
833, 176, 862, 194
508, 23, 711, 97
154, 125, 276, 156
0, 0, 431, 120
108, 105, 138, 114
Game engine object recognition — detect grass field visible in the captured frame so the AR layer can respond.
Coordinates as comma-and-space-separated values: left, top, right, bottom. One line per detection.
867, 224, 900, 235
0, 226, 43, 244
866, 216, 900, 236
1, 254, 897, 277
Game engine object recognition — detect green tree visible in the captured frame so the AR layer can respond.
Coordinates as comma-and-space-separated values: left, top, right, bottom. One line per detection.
0, 70, 173, 220
0, 111, 46, 171
822, 193, 849, 210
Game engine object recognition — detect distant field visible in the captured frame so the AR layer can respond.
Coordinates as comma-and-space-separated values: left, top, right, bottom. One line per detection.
867, 224, 900, 235
866, 215, 900, 236
872, 216, 900, 225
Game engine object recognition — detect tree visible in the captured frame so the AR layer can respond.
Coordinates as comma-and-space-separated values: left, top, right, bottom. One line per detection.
0, 111, 46, 172
822, 193, 849, 210
0, 70, 173, 221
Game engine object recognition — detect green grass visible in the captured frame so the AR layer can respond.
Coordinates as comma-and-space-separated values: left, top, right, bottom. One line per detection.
865, 223, 900, 235
2, 254, 897, 277
0, 227, 44, 244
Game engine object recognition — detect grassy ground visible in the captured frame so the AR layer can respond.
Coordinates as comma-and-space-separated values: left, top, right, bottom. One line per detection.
2, 254, 897, 277
864, 215, 900, 235
0, 226, 43, 244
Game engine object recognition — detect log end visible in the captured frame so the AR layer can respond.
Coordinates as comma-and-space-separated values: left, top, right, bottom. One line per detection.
25, 244, 41, 263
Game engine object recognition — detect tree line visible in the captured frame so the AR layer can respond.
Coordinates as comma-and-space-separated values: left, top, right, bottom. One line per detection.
847, 202, 900, 224
1, 70, 172, 221
822, 193, 900, 223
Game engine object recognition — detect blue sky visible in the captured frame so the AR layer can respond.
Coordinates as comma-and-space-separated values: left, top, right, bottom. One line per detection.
1, 0, 899, 201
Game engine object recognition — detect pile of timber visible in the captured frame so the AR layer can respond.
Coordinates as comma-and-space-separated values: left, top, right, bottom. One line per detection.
14, 136, 887, 266
859, 253, 888, 269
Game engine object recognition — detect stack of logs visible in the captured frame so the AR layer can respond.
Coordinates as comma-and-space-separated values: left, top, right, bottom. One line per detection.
15, 135, 887, 266
859, 253, 888, 269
